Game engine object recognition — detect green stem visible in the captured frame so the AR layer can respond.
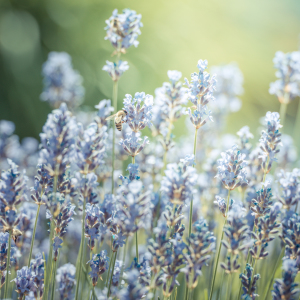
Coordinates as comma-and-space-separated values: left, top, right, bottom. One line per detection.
111, 80, 119, 195
193, 128, 198, 162
28, 204, 41, 267
209, 189, 231, 300
184, 286, 189, 300
44, 166, 59, 299
4, 229, 12, 299
263, 247, 284, 300
74, 195, 87, 300
162, 120, 173, 173
225, 274, 231, 300
50, 259, 57, 300
107, 251, 117, 297
279, 102, 287, 130
188, 128, 198, 237
105, 253, 113, 287
262, 156, 270, 185
294, 99, 300, 154
119, 238, 127, 285
135, 227, 139, 264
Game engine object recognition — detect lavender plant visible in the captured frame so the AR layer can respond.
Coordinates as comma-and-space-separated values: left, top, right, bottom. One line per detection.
269, 51, 300, 127
2, 7, 300, 300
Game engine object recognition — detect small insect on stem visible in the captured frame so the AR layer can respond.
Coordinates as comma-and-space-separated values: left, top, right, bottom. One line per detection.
105, 109, 128, 131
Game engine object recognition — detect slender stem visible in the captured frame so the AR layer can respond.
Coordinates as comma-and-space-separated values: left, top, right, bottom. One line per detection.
263, 247, 284, 300
225, 274, 231, 300
28, 204, 41, 267
107, 251, 117, 297
193, 128, 198, 162
279, 102, 287, 130
188, 128, 198, 237
111, 80, 119, 195
44, 166, 59, 299
209, 189, 231, 300
50, 259, 57, 300
184, 286, 189, 300
4, 229, 12, 299
105, 253, 113, 287
262, 156, 270, 185
135, 227, 139, 264
74, 195, 87, 300
294, 99, 300, 154
162, 120, 174, 173
119, 238, 127, 285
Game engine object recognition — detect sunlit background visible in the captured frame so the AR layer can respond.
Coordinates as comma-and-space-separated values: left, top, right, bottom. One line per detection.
0, 0, 300, 141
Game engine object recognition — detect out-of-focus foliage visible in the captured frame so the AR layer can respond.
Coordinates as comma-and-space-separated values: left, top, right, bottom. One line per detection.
0, 0, 300, 141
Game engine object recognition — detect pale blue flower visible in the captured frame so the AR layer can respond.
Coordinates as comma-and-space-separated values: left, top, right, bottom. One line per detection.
103, 60, 129, 81
215, 145, 248, 190
41, 52, 84, 108
272, 259, 299, 300
119, 131, 149, 157
75, 122, 107, 173
211, 63, 244, 113
123, 92, 153, 131
95, 99, 114, 127
185, 59, 216, 129
269, 51, 300, 103
105, 9, 143, 52
161, 161, 197, 205
56, 263, 76, 300
12, 266, 35, 299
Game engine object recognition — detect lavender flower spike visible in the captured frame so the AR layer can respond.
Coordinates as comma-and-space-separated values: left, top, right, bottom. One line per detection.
119, 131, 149, 158
215, 144, 248, 190
103, 60, 129, 82
259, 111, 282, 173
269, 51, 300, 103
12, 266, 35, 299
185, 59, 217, 129
56, 263, 76, 300
272, 259, 299, 300
105, 9, 143, 54
40, 52, 84, 108
123, 92, 153, 132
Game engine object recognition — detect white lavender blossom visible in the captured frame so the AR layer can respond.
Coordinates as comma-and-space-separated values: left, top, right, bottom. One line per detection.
259, 112, 282, 170
75, 122, 107, 174
211, 63, 244, 113
123, 92, 153, 132
183, 219, 215, 289
105, 9, 143, 54
41, 52, 84, 108
39, 103, 78, 175
103, 60, 129, 81
119, 131, 149, 158
215, 145, 248, 190
95, 100, 114, 128
277, 168, 300, 210
185, 60, 217, 129
154, 70, 187, 127
161, 161, 197, 205
269, 51, 300, 103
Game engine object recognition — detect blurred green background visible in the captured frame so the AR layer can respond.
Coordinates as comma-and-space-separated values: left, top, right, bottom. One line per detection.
0, 0, 300, 140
